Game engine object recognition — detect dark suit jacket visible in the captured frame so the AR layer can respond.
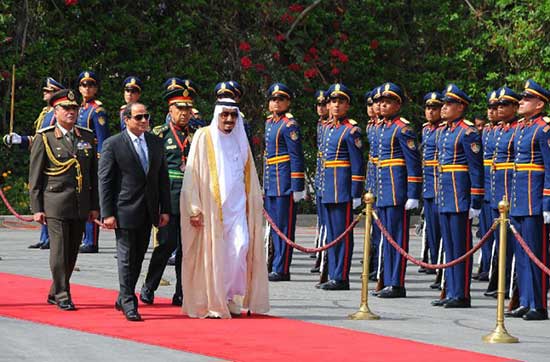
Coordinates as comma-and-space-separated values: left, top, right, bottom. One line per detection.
98, 130, 170, 229
29, 125, 99, 220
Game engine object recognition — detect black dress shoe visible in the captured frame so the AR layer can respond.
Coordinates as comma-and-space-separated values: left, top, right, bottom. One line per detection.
310, 266, 320, 273
172, 294, 183, 306
28, 242, 42, 249
504, 305, 529, 318
484, 289, 497, 298
125, 309, 142, 322
418, 267, 427, 273
167, 254, 176, 266
79, 244, 98, 253
368, 271, 378, 281
429, 281, 441, 290
320, 280, 350, 291
140, 287, 154, 304
425, 269, 436, 275
57, 299, 76, 311
268, 272, 290, 282
377, 286, 406, 298
309, 253, 317, 259
478, 271, 489, 281
522, 309, 548, 321
431, 298, 449, 307
115, 301, 123, 312
444, 298, 471, 308
47, 295, 56, 305
40, 241, 50, 250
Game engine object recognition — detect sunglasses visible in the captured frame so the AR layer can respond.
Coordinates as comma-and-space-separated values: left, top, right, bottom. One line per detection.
125, 88, 140, 93
80, 82, 97, 88
132, 113, 151, 121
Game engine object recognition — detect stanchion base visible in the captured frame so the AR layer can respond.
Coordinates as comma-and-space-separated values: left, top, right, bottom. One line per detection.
348, 305, 380, 320
482, 325, 519, 344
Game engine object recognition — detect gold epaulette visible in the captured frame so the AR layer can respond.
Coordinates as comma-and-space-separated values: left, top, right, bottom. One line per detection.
240, 111, 246, 118
285, 112, 294, 119
399, 117, 410, 124
95, 107, 105, 114
267, 114, 273, 119
543, 116, 550, 124
463, 119, 474, 126
37, 125, 55, 134
120, 104, 127, 110
348, 119, 357, 125
95, 100, 103, 106
422, 122, 429, 127
152, 124, 169, 136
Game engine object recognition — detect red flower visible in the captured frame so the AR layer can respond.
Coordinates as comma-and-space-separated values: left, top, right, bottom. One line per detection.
65, 0, 78, 6
331, 67, 340, 75
308, 47, 318, 56
330, 48, 342, 57
255, 63, 266, 72
303, 53, 312, 62
252, 136, 261, 146
275, 34, 286, 42
273, 52, 280, 61
1, 37, 13, 44
289, 4, 305, 13
1, 71, 10, 80
240, 56, 253, 69
340, 33, 349, 42
288, 63, 301, 72
281, 13, 294, 24
239, 41, 251, 52
338, 53, 349, 63
304, 68, 317, 79
370, 39, 379, 50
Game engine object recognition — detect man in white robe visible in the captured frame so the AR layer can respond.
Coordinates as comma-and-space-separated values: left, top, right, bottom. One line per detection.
180, 98, 269, 319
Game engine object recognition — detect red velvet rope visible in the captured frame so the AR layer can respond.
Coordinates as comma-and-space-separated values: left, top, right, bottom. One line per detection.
509, 223, 550, 277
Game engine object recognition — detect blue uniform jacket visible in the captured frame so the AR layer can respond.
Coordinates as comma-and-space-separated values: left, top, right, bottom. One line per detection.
510, 115, 550, 216
78, 98, 110, 154
319, 118, 365, 203
263, 113, 305, 196
482, 123, 497, 202
376, 116, 422, 207
20, 107, 56, 149
490, 120, 518, 209
314, 117, 329, 192
421, 121, 442, 199
365, 119, 381, 194
437, 118, 484, 212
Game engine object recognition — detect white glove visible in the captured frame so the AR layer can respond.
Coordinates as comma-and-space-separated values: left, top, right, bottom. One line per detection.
544, 211, 550, 224
293, 191, 305, 203
405, 199, 419, 210
469, 208, 481, 219
352, 198, 361, 209
2, 132, 22, 145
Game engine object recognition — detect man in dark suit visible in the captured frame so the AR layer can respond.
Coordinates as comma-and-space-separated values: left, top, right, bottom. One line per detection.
99, 102, 170, 322
29, 89, 99, 310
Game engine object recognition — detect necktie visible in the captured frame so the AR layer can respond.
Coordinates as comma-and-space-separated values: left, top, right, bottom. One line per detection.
136, 137, 149, 173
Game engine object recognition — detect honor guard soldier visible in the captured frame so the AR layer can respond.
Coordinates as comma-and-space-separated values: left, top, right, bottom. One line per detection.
77, 70, 110, 253
436, 84, 484, 308
317, 83, 365, 290
120, 76, 143, 131
140, 87, 198, 306
421, 92, 444, 278
506, 80, 550, 321
485, 86, 521, 298
264, 83, 305, 282
311, 90, 330, 274
3, 77, 65, 250
375, 82, 422, 298
477, 90, 499, 281
365, 89, 382, 280
29, 89, 99, 310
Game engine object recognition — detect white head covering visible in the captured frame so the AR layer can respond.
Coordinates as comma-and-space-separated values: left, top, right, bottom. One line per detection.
209, 98, 250, 204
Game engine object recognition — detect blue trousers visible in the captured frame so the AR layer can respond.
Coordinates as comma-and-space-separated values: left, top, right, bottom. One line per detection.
265, 195, 296, 275
478, 201, 495, 273
316, 195, 326, 246
323, 202, 353, 281
82, 220, 99, 247
39, 224, 49, 244
510, 215, 548, 309
439, 212, 472, 300
424, 198, 441, 264
379, 204, 409, 287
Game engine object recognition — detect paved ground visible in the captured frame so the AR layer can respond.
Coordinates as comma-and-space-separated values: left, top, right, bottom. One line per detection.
0, 217, 548, 361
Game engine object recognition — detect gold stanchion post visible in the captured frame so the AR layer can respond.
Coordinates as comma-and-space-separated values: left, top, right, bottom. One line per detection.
349, 192, 380, 320
482, 197, 518, 343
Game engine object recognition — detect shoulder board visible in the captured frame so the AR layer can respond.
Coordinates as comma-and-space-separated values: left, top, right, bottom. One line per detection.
484, 123, 492, 128
463, 119, 474, 126
285, 112, 294, 119
267, 114, 273, 120
152, 124, 169, 135
240, 111, 246, 118
75, 125, 93, 133
286, 120, 297, 127
95, 107, 106, 114
350, 126, 361, 134
543, 116, 550, 124
120, 104, 127, 110
94, 100, 103, 106
348, 119, 357, 126
422, 122, 429, 127
518, 117, 525, 123
399, 117, 410, 124
36, 125, 56, 133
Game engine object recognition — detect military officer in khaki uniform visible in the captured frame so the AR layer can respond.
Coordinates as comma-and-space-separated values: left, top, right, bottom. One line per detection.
29, 89, 99, 311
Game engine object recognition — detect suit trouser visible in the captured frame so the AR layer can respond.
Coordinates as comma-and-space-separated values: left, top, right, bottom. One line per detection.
82, 219, 100, 248
510, 215, 548, 309
143, 214, 182, 298
115, 224, 152, 312
265, 195, 296, 275
39, 224, 49, 244
46, 217, 85, 301
478, 201, 495, 273
379, 204, 409, 287
323, 201, 353, 282
439, 212, 472, 300
424, 198, 441, 264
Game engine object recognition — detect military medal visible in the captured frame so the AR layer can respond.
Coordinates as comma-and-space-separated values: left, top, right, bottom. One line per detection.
169, 123, 190, 172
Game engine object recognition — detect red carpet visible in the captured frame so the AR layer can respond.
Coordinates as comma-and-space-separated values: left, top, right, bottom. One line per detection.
0, 273, 508, 362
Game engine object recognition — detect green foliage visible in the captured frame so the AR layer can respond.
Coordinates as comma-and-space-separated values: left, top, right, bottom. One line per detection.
1, 1, 550, 213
